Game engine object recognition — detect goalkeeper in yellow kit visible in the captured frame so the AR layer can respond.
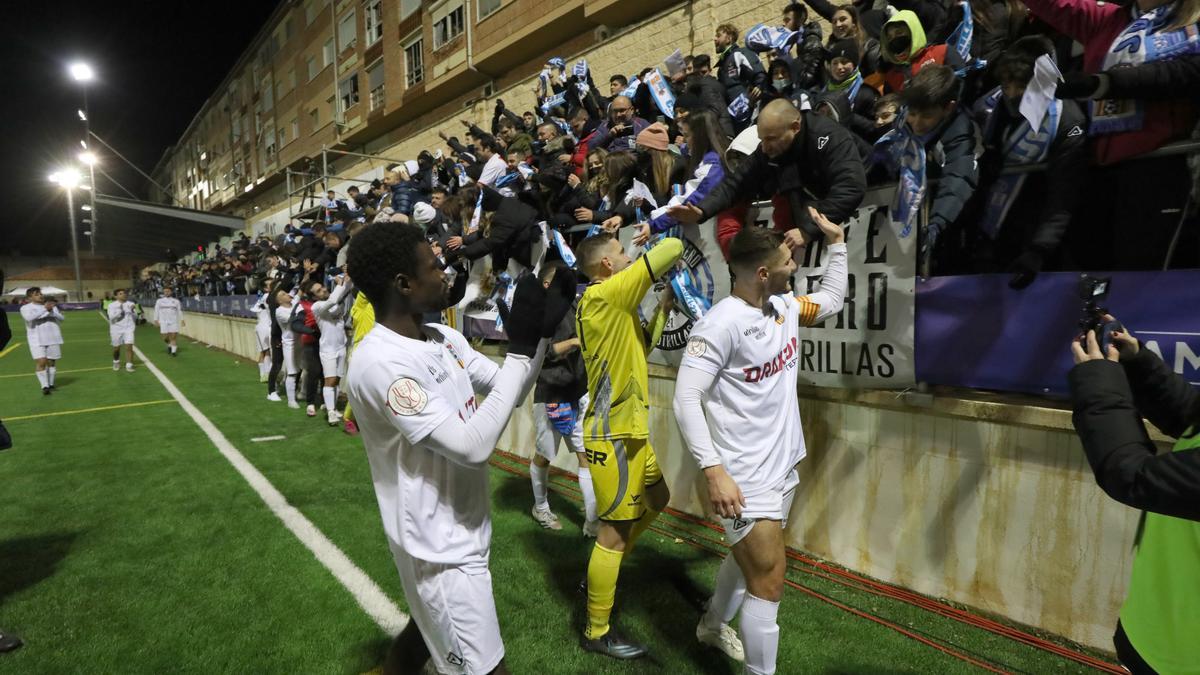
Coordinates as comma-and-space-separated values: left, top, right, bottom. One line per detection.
573, 232, 683, 659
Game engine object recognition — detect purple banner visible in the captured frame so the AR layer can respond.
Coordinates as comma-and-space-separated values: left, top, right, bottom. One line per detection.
177, 294, 258, 318
916, 271, 1200, 397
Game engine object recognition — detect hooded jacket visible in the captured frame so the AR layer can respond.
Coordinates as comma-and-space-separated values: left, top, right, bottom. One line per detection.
458, 186, 540, 271
716, 42, 769, 105
695, 111, 867, 240
879, 11, 956, 93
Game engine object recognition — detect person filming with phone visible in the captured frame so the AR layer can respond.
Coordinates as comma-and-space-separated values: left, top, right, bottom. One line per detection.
1068, 304, 1200, 674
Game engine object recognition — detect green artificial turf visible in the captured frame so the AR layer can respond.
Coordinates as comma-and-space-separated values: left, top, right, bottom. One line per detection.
0, 311, 1120, 674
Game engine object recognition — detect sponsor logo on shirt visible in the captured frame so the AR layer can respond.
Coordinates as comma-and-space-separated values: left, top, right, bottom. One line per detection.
817, 135, 829, 150
743, 326, 763, 337
1067, 125, 1083, 137
686, 337, 707, 357
447, 652, 465, 666
742, 336, 799, 383
585, 446, 609, 466
387, 377, 428, 416
427, 364, 450, 384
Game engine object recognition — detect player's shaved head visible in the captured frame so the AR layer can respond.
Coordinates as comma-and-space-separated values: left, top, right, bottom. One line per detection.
757, 99, 804, 158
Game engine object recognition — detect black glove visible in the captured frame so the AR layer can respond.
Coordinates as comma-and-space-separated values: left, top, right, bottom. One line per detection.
497, 273, 546, 358
1055, 72, 1101, 100
541, 267, 578, 338
1007, 249, 1045, 290
495, 98, 505, 112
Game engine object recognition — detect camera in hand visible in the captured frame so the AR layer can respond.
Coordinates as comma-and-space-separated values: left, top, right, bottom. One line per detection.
1077, 274, 1123, 353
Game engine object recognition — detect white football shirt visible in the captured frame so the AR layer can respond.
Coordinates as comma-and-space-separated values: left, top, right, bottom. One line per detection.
275, 305, 297, 346
20, 303, 64, 347
346, 323, 501, 564
107, 301, 137, 331
252, 295, 273, 331
678, 243, 847, 496
312, 284, 350, 355
154, 297, 182, 325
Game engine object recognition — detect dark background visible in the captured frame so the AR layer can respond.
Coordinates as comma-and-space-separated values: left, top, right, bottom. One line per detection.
0, 1, 279, 257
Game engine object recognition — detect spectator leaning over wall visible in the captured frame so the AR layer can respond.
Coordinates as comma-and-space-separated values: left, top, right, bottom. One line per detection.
714, 23, 769, 131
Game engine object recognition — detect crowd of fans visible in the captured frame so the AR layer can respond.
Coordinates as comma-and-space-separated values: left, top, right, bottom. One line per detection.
141, 0, 1200, 302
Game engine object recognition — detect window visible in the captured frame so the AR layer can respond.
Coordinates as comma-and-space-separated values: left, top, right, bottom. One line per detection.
310, 107, 320, 129
365, 1, 383, 45
477, 0, 502, 20
264, 128, 276, 159
304, 0, 321, 25
291, 118, 299, 140
284, 17, 294, 40
261, 75, 274, 112
367, 60, 385, 111
401, 0, 420, 19
277, 125, 287, 147
283, 68, 296, 96
307, 55, 318, 81
232, 114, 242, 140
323, 39, 334, 67
403, 35, 424, 87
338, 74, 360, 113
337, 10, 356, 51
433, 5, 464, 49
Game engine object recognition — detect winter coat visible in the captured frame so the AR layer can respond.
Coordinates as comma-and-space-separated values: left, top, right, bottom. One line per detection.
685, 75, 737, 137
458, 186, 540, 271
716, 42, 768, 105
588, 117, 650, 154
533, 300, 588, 405
695, 111, 867, 240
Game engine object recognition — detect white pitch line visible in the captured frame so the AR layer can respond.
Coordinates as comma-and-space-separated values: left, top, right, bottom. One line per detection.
251, 435, 288, 442
132, 345, 407, 635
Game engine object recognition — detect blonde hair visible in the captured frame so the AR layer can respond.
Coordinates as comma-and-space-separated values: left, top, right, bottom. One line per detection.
1168, 0, 1200, 29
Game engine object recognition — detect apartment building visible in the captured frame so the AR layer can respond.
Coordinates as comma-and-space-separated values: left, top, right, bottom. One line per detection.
151, 0, 785, 227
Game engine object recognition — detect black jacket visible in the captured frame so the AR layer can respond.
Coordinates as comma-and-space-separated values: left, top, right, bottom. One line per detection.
0, 305, 10, 350
1101, 53, 1200, 100
716, 43, 768, 104
1069, 348, 1200, 521
533, 300, 587, 404
459, 186, 539, 270
685, 75, 737, 137
920, 110, 979, 231
695, 111, 867, 239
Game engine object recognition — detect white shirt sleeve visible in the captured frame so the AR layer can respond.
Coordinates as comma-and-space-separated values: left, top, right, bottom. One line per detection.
674, 316, 735, 469
673, 365, 723, 469
373, 352, 537, 466
795, 243, 848, 326
51, 307, 65, 322
107, 302, 124, 323
479, 156, 506, 187
314, 283, 351, 321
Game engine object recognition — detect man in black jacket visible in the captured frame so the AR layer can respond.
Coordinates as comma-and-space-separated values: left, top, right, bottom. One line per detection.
1069, 321, 1200, 673
683, 55, 736, 138
669, 99, 867, 245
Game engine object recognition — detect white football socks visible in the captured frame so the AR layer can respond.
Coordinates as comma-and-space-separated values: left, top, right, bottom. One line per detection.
577, 463, 597, 523
285, 376, 298, 405
322, 386, 337, 415
530, 462, 550, 511
47, 367, 56, 386
36, 370, 48, 388
740, 593, 780, 675
704, 553, 747, 630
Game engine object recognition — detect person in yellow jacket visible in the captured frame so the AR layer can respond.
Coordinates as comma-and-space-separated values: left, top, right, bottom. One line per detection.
340, 290, 375, 435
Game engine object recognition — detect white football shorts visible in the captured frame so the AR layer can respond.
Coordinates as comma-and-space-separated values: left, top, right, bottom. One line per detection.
391, 546, 504, 675
159, 321, 179, 335
721, 467, 800, 547
319, 350, 346, 379
534, 393, 587, 462
29, 343, 62, 361
110, 329, 135, 347
282, 342, 299, 376
255, 325, 271, 353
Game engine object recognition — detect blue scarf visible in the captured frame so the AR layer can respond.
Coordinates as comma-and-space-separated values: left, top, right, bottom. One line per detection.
872, 118, 937, 238
824, 68, 863, 103
745, 24, 799, 53
979, 89, 1062, 238
545, 402, 579, 435
1093, 4, 1200, 135
947, 0, 988, 76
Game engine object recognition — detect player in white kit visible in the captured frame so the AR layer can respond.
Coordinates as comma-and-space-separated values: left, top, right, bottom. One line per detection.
19, 287, 65, 395
274, 289, 301, 408
673, 209, 847, 675
153, 286, 184, 356
309, 275, 352, 426
252, 285, 274, 383
107, 289, 138, 372
345, 222, 573, 675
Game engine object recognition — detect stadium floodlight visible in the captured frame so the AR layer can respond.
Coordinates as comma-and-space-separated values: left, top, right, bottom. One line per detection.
78, 109, 87, 121
50, 168, 82, 189
81, 204, 92, 211
69, 62, 94, 82
79, 151, 97, 166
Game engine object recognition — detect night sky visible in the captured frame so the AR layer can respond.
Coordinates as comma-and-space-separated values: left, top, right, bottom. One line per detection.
0, 1, 279, 258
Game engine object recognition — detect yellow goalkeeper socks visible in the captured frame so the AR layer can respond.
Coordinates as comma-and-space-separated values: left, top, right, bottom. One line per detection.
624, 507, 660, 557
585, 543, 623, 640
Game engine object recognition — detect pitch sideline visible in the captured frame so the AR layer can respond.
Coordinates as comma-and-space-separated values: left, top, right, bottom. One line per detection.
132, 344, 408, 635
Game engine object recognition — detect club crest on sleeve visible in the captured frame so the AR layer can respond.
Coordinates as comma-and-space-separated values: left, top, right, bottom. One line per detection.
387, 377, 428, 416
686, 337, 707, 357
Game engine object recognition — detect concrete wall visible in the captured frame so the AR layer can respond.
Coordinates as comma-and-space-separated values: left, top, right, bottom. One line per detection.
159, 309, 1150, 652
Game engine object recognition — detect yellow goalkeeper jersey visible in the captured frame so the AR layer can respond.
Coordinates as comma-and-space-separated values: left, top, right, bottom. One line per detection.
577, 238, 682, 442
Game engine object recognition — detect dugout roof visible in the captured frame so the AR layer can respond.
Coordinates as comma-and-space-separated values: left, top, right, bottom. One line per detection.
91, 195, 244, 260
